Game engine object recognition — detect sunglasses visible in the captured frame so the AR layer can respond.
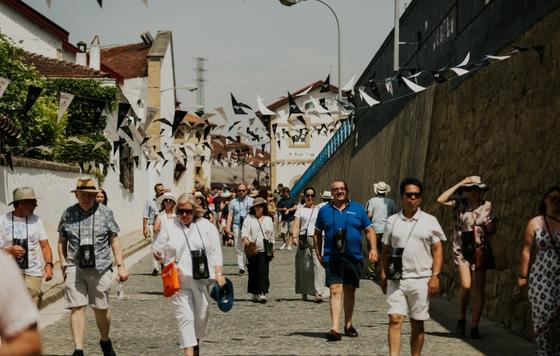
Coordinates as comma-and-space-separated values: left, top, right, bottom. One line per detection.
404, 192, 421, 198
163, 199, 174, 203
238, 189, 247, 193
305, 194, 315, 197
177, 209, 194, 215
21, 200, 38, 206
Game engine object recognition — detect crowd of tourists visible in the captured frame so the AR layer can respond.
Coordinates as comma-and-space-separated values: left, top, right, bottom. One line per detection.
0, 176, 558, 356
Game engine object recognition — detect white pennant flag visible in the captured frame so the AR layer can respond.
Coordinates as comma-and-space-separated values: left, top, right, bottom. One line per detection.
450, 67, 469, 77
143, 107, 159, 130
385, 78, 394, 96
486, 54, 510, 61
457, 51, 470, 67
57, 92, 74, 121
309, 96, 330, 114
358, 89, 380, 107
342, 74, 357, 93
0, 77, 11, 99
402, 77, 426, 93
296, 85, 312, 97
257, 95, 276, 115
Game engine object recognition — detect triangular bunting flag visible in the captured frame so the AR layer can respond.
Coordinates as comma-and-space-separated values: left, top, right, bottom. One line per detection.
288, 92, 303, 116
296, 85, 313, 97
146, 160, 151, 170
143, 107, 159, 130
257, 95, 276, 115
402, 77, 426, 93
320, 74, 331, 93
97, 0, 102, 8
24, 86, 42, 113
172, 110, 187, 135
358, 89, 380, 107
117, 103, 131, 129
133, 156, 139, 167
57, 92, 74, 121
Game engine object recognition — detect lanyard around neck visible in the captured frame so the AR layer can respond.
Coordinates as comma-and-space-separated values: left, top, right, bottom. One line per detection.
11, 213, 28, 241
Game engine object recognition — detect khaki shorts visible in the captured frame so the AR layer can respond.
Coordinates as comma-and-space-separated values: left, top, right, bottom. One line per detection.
386, 277, 430, 321
24, 275, 43, 307
65, 266, 112, 309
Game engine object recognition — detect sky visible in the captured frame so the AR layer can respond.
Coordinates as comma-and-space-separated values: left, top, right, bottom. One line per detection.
24, 0, 407, 114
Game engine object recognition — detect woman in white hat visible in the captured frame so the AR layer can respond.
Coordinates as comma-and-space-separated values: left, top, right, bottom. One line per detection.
437, 176, 496, 339
154, 192, 177, 237
241, 197, 275, 303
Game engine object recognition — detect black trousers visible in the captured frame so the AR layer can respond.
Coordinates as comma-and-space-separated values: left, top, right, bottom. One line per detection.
247, 252, 270, 295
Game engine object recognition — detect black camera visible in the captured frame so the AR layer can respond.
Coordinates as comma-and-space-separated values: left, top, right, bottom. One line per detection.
298, 232, 308, 250
387, 247, 404, 280
191, 249, 209, 280
333, 228, 346, 253
12, 238, 28, 269
461, 231, 475, 263
78, 244, 96, 268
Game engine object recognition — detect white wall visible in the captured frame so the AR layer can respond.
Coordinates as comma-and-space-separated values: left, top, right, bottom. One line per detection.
0, 3, 63, 59
0, 164, 94, 263
159, 41, 178, 191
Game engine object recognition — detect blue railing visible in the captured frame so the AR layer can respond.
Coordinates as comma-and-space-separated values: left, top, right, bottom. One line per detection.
291, 120, 354, 196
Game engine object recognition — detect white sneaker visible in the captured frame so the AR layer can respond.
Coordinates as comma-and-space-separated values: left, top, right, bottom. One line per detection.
259, 294, 267, 304
279, 243, 286, 250
287, 245, 292, 250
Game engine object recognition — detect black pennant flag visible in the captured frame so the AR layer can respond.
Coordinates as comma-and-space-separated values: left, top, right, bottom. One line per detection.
119, 126, 134, 142
133, 156, 139, 167
146, 160, 151, 170
295, 115, 306, 126
179, 146, 187, 158
320, 74, 331, 93
113, 139, 123, 155
231, 93, 247, 115
24, 86, 42, 113
117, 103, 131, 129
4, 152, 13, 171
140, 136, 150, 146
109, 163, 115, 171
162, 159, 169, 167
288, 92, 303, 116
97, 0, 102, 7
272, 123, 278, 135
156, 151, 165, 160
155, 118, 173, 128
172, 110, 187, 135
203, 142, 212, 150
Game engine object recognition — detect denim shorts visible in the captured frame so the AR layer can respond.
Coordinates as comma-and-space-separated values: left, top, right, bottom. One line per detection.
325, 256, 363, 288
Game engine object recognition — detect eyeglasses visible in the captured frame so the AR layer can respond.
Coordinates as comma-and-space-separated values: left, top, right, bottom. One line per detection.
305, 194, 315, 197
404, 192, 421, 198
177, 209, 194, 215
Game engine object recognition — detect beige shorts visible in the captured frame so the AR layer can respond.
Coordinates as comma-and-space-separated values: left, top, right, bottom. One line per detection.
386, 277, 430, 321
65, 266, 112, 309
24, 275, 43, 307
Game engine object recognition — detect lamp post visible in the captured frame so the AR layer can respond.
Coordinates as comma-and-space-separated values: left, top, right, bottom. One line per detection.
279, 0, 342, 118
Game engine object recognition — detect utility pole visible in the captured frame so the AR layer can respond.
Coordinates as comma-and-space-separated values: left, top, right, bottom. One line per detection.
195, 57, 205, 107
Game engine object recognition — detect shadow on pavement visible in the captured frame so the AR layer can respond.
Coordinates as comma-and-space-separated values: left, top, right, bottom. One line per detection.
138, 291, 163, 296
286, 331, 327, 339
275, 298, 304, 302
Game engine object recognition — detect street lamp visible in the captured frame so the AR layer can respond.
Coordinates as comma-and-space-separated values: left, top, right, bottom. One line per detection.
279, 0, 342, 118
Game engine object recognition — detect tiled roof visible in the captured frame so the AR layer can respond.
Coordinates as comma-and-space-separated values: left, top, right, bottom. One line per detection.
20, 52, 110, 79
101, 43, 150, 79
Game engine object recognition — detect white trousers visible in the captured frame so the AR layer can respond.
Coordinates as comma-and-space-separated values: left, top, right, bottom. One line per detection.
233, 226, 245, 271
172, 281, 210, 348
148, 225, 160, 272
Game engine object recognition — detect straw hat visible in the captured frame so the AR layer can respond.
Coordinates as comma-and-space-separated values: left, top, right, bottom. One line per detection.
249, 189, 259, 198
320, 191, 333, 200
374, 181, 391, 195
71, 178, 101, 193
8, 187, 38, 205
194, 191, 205, 199
252, 197, 267, 208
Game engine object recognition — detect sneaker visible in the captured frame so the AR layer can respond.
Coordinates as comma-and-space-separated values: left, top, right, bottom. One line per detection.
238, 269, 245, 275
259, 294, 267, 304
326, 330, 341, 341
470, 327, 481, 339
151, 268, 159, 276
72, 350, 85, 356
100, 339, 116, 356
455, 319, 466, 338
287, 245, 292, 250
344, 325, 358, 337
279, 243, 287, 250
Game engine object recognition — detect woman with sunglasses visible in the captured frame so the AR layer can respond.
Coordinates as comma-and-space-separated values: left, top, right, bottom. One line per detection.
518, 185, 560, 355
241, 197, 275, 303
437, 176, 496, 339
153, 193, 225, 356
292, 187, 327, 303
154, 193, 177, 236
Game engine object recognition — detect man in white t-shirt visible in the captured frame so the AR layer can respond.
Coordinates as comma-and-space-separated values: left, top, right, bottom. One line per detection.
0, 250, 41, 355
0, 187, 54, 307
380, 178, 446, 356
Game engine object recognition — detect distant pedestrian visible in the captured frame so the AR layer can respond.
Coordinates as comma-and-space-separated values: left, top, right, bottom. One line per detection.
277, 187, 297, 250
242, 197, 275, 303
96, 189, 108, 206
518, 185, 560, 355
319, 190, 333, 207
0, 187, 54, 307
225, 184, 254, 275
437, 176, 496, 339
153, 192, 177, 237
314, 179, 378, 341
380, 178, 446, 356
0, 250, 42, 355
153, 193, 225, 356
144, 182, 166, 276
58, 177, 129, 356
195, 191, 214, 222
292, 186, 327, 302
365, 181, 397, 279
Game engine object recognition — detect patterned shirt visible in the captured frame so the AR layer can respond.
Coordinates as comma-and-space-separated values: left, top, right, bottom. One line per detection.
144, 197, 159, 225
58, 203, 120, 272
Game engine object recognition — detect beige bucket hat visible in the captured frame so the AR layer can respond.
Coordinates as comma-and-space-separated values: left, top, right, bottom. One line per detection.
8, 186, 38, 205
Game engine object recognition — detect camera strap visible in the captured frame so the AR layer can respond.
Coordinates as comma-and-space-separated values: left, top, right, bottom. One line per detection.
11, 213, 28, 242
301, 206, 315, 236
331, 204, 348, 234
389, 212, 420, 251
179, 221, 207, 258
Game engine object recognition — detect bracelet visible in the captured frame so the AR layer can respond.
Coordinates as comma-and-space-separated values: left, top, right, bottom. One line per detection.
45, 262, 54, 268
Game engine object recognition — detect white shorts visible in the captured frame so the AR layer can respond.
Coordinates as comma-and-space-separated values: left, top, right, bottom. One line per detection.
172, 281, 210, 348
386, 277, 430, 321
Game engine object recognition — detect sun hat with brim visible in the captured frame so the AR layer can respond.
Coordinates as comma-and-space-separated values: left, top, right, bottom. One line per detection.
320, 191, 333, 200
71, 178, 101, 193
374, 181, 391, 195
8, 187, 39, 205
461, 182, 489, 192
210, 278, 234, 312
194, 191, 204, 198
249, 189, 259, 198
157, 192, 177, 210
252, 197, 267, 208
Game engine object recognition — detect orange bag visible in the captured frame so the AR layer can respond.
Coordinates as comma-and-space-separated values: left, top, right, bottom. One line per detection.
161, 260, 180, 297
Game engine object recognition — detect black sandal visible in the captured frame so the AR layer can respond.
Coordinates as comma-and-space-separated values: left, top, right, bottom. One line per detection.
344, 325, 358, 337
326, 329, 341, 341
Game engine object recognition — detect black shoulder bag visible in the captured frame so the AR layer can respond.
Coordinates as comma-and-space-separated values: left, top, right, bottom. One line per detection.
257, 218, 274, 259
181, 222, 210, 280
77, 210, 96, 268
11, 214, 29, 269
298, 207, 315, 250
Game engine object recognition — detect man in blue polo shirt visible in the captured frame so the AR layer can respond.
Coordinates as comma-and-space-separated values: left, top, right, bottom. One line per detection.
314, 179, 378, 341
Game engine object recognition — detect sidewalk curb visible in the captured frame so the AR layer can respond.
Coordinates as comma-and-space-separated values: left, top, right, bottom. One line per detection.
39, 239, 151, 310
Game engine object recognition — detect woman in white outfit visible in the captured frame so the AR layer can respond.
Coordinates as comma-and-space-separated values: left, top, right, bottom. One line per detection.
242, 197, 275, 303
292, 186, 328, 302
153, 192, 177, 236
153, 193, 225, 356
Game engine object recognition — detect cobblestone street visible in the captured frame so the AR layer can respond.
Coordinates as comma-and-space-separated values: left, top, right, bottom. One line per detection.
40, 244, 534, 355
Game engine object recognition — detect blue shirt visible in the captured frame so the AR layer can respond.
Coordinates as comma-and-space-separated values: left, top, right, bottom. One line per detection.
315, 200, 372, 262
229, 197, 254, 228
143, 197, 158, 225
366, 196, 397, 234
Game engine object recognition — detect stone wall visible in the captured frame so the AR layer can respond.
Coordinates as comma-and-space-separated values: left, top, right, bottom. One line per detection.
306, 8, 560, 337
